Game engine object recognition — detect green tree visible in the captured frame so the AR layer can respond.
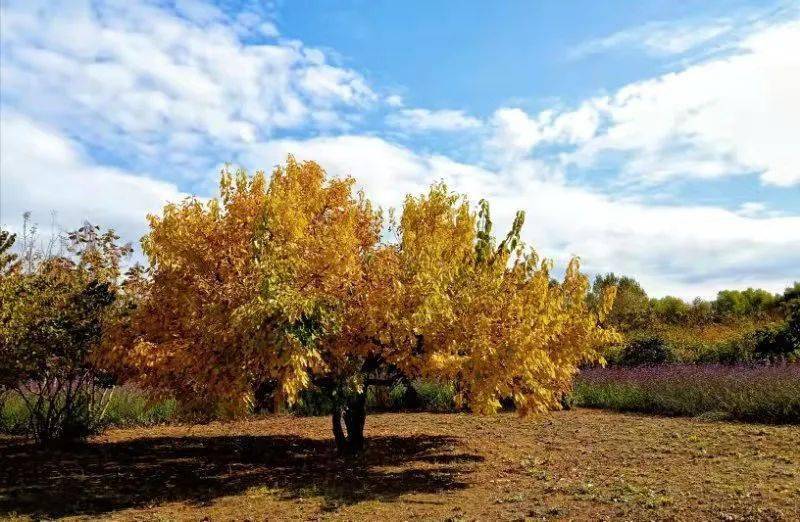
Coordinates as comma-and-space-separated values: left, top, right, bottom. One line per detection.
650, 296, 690, 324
590, 273, 650, 331
713, 288, 777, 319
780, 282, 800, 311
688, 297, 714, 325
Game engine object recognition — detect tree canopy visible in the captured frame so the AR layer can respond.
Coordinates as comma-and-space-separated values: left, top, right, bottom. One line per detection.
100, 157, 620, 452
590, 273, 650, 330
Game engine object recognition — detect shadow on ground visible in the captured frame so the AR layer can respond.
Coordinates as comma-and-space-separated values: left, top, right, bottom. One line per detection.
0, 432, 482, 518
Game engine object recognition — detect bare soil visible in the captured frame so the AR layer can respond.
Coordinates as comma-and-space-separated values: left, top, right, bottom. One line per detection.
1, 409, 798, 521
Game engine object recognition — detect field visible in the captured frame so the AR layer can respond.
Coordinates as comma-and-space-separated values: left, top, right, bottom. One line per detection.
2, 409, 798, 521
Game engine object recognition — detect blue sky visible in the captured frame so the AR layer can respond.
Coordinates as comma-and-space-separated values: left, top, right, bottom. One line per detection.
1, 0, 798, 298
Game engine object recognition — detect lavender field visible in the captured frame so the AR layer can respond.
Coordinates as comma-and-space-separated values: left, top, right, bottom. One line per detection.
573, 363, 800, 424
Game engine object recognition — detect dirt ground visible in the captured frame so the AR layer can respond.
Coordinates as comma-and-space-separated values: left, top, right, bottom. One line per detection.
1, 409, 798, 521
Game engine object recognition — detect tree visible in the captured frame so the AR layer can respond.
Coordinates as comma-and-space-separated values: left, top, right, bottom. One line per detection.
687, 297, 714, 325
589, 273, 650, 331
780, 282, 800, 312
103, 158, 619, 454
650, 296, 690, 324
713, 288, 777, 319
0, 221, 132, 445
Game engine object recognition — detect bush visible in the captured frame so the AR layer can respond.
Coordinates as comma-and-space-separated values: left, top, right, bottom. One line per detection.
617, 336, 673, 366
292, 386, 335, 416
695, 335, 757, 364
101, 388, 178, 427
414, 380, 456, 412
753, 305, 800, 360
0, 392, 28, 434
1, 386, 179, 434
0, 221, 133, 445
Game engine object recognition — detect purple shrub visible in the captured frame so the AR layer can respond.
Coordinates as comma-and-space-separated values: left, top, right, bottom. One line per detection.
573, 362, 800, 424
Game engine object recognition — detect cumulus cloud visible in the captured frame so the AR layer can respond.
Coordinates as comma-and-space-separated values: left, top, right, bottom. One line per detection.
2, 0, 798, 299
237, 134, 800, 299
386, 108, 482, 132
0, 0, 375, 177
494, 20, 800, 187
488, 105, 599, 161
0, 114, 184, 250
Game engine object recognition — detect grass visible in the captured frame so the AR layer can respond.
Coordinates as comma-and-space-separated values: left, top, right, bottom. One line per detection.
0, 387, 178, 435
292, 379, 456, 416
2, 409, 797, 521
573, 362, 800, 423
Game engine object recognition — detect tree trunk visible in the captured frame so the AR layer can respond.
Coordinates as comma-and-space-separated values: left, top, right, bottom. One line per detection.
401, 377, 420, 409
331, 391, 367, 455
253, 380, 277, 413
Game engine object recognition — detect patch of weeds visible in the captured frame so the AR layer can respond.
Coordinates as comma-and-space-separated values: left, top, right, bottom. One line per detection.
519, 456, 550, 481
495, 492, 525, 504
613, 482, 673, 509
695, 411, 732, 422
568, 481, 599, 501
247, 485, 277, 497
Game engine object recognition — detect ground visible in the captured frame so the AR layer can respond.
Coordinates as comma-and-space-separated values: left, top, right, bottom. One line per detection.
1, 409, 798, 521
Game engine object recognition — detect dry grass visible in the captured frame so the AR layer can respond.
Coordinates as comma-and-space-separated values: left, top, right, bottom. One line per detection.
2, 409, 798, 521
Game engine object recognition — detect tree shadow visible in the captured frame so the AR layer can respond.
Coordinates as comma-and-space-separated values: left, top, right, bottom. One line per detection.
0, 431, 483, 518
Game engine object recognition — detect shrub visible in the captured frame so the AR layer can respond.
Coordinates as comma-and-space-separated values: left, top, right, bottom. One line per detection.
1, 386, 179, 433
617, 336, 673, 366
0, 220, 133, 446
414, 380, 456, 412
101, 388, 178, 427
291, 379, 457, 416
0, 392, 29, 434
695, 335, 756, 364
292, 386, 335, 416
753, 304, 800, 360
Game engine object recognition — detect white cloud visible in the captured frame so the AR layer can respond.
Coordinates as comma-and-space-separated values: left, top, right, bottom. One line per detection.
570, 19, 733, 59
0, 114, 183, 250
237, 134, 800, 299
737, 202, 767, 218
0, 0, 375, 176
488, 105, 599, 160
496, 20, 800, 187
386, 108, 482, 132
385, 94, 405, 107
1, 0, 797, 299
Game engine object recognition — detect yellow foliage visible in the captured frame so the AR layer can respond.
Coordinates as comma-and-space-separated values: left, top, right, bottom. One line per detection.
102, 157, 619, 416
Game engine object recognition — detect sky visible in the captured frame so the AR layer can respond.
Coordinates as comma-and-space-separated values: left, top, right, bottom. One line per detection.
1, 0, 798, 299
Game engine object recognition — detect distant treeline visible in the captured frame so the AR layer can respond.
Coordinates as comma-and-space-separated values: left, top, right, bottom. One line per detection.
587, 274, 800, 365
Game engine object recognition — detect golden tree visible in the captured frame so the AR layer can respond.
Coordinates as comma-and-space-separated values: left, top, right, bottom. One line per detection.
102, 157, 618, 453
